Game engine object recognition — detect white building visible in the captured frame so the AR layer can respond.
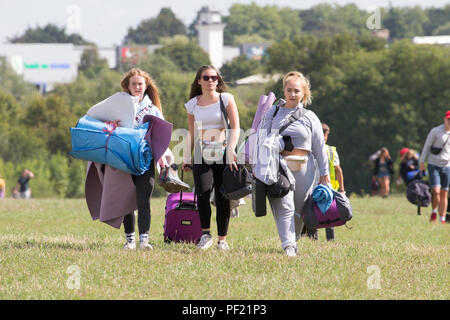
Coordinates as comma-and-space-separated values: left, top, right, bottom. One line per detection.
0, 43, 116, 92
412, 35, 450, 46
0, 43, 78, 92
195, 6, 227, 69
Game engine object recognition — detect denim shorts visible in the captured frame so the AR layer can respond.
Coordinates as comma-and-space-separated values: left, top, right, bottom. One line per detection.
428, 164, 450, 190
376, 171, 390, 178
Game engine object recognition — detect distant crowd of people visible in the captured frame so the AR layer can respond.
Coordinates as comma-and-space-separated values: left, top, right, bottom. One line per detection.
369, 110, 450, 224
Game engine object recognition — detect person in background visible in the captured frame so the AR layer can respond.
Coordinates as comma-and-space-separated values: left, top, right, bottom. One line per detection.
182, 65, 240, 251
419, 110, 450, 224
372, 147, 393, 198
14, 169, 34, 199
398, 148, 420, 185
0, 173, 5, 198
321, 123, 345, 241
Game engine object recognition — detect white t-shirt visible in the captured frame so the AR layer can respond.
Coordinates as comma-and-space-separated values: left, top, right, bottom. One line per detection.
184, 92, 232, 130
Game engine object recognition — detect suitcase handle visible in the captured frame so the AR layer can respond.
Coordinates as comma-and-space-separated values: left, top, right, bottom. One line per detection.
180, 169, 197, 204
176, 202, 197, 210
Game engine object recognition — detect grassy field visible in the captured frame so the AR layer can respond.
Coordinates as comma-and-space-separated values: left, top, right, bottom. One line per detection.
0, 194, 448, 300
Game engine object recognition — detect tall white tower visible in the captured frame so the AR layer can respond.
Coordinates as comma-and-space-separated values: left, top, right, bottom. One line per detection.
195, 6, 226, 69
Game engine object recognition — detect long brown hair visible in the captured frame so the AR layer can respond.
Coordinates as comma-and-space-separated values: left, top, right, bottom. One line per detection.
189, 65, 227, 99
120, 68, 162, 114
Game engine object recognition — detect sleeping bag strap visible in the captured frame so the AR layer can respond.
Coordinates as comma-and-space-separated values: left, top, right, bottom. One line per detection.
102, 121, 118, 152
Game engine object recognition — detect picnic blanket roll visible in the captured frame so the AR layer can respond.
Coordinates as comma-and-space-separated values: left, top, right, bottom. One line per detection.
70, 115, 151, 175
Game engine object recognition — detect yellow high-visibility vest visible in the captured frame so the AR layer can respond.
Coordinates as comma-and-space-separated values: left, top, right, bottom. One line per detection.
326, 144, 340, 191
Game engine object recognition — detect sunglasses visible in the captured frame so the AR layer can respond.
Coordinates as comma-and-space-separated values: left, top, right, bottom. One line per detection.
202, 75, 219, 81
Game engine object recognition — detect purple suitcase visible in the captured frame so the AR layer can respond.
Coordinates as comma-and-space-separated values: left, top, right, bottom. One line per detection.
164, 192, 203, 243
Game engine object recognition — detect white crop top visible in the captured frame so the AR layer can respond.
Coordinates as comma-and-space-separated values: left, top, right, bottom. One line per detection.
185, 92, 232, 130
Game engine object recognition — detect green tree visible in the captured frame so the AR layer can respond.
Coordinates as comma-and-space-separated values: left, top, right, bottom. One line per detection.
431, 22, 450, 35
0, 56, 37, 101
424, 5, 450, 35
123, 8, 186, 45
52, 68, 122, 117
65, 159, 86, 198
157, 71, 194, 130
383, 6, 429, 39
299, 4, 369, 36
136, 53, 179, 80
220, 55, 262, 83
48, 153, 69, 197
9, 24, 92, 45
154, 41, 210, 73
78, 46, 109, 72
224, 3, 302, 45
22, 95, 77, 155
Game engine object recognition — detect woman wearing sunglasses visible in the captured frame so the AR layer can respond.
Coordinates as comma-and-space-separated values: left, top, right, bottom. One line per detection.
182, 65, 240, 250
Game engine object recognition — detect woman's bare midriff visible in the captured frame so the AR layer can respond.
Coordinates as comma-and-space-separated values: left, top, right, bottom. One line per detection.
281, 148, 310, 157
200, 128, 227, 143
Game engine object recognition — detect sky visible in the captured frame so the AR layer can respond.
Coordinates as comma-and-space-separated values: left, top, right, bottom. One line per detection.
0, 0, 448, 47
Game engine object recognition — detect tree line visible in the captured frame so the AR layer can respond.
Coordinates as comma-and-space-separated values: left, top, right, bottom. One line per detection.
10, 4, 450, 46
0, 3, 449, 197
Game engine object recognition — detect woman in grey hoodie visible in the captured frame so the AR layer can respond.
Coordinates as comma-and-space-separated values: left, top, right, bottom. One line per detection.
257, 71, 329, 257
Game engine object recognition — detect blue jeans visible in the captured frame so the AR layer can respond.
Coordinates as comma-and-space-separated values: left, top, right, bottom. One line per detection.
428, 164, 450, 191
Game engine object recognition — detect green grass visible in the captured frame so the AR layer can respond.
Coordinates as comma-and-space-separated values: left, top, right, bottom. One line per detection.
0, 195, 448, 299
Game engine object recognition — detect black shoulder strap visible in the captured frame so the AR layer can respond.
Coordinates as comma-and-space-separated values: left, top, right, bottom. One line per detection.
442, 132, 450, 147
273, 105, 280, 118
278, 107, 309, 134
219, 93, 230, 129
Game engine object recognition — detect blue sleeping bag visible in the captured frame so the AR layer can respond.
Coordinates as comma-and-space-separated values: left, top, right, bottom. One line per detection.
69, 115, 151, 175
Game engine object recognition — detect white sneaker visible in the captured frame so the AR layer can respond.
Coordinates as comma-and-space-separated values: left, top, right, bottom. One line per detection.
139, 239, 153, 250
123, 241, 136, 251
217, 240, 230, 251
197, 233, 213, 250
284, 245, 297, 257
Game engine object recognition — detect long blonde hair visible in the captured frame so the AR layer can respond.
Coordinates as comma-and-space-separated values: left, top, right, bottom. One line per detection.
120, 68, 162, 114
283, 71, 312, 106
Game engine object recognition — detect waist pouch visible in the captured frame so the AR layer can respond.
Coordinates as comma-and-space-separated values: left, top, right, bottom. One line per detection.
284, 155, 308, 172
430, 146, 443, 155
201, 140, 226, 162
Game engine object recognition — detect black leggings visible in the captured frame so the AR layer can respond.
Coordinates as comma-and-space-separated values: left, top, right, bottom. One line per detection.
123, 162, 155, 235
193, 157, 231, 237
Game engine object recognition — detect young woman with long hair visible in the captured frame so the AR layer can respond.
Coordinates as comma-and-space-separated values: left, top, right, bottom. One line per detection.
182, 65, 240, 250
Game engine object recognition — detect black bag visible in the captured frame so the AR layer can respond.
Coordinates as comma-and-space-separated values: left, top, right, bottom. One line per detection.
266, 165, 292, 198
220, 164, 252, 200
430, 146, 443, 155
430, 133, 450, 155
217, 94, 253, 200
253, 178, 267, 217
406, 179, 431, 215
